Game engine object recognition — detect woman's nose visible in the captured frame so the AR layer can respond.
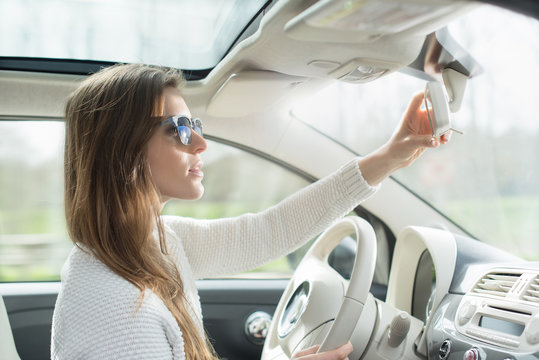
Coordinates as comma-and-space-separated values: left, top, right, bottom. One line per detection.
190, 132, 207, 154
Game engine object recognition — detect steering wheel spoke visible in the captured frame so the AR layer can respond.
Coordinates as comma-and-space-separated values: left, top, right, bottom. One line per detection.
261, 217, 377, 359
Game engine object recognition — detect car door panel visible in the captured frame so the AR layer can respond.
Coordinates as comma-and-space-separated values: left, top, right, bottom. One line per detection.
3, 293, 56, 360
2, 279, 387, 360
1, 280, 286, 360
199, 279, 287, 360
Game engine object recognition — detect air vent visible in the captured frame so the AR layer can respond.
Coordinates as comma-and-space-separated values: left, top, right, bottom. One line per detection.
523, 275, 539, 304
472, 273, 520, 298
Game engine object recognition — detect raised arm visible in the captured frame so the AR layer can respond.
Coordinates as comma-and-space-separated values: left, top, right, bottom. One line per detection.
163, 157, 377, 279
163, 92, 449, 279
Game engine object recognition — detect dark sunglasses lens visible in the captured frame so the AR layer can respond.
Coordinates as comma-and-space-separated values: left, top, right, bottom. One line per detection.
177, 126, 192, 145
176, 116, 190, 127
193, 119, 203, 137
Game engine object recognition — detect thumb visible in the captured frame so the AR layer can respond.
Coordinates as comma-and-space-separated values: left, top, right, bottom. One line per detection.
405, 91, 426, 115
404, 91, 425, 120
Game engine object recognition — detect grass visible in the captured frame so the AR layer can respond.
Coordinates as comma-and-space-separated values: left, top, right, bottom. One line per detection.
0, 265, 61, 282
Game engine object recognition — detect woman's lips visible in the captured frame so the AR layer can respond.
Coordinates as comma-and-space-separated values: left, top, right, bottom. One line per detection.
188, 161, 204, 177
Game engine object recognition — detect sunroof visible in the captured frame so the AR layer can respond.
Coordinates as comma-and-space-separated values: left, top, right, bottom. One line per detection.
0, 0, 267, 70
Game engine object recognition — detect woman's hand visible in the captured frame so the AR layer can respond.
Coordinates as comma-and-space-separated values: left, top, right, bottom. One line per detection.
291, 342, 353, 360
358, 91, 451, 186
386, 91, 451, 167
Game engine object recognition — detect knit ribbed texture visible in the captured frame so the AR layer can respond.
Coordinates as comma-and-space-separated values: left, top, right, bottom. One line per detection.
51, 158, 378, 359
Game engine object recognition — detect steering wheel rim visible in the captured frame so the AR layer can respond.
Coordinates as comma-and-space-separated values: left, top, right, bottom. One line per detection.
261, 216, 377, 359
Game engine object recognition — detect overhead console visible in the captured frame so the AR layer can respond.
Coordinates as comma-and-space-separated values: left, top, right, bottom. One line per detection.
280, 0, 478, 83
284, 0, 475, 44
322, 57, 401, 83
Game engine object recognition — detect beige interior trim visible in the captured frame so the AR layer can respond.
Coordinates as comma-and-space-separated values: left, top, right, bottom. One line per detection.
206, 71, 306, 118
0, 296, 21, 360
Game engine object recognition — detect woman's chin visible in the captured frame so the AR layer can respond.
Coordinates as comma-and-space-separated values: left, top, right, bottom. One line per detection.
182, 185, 205, 201
160, 183, 205, 202
193, 187, 205, 200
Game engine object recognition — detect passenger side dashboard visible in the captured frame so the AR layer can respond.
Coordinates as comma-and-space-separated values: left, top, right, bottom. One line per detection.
380, 226, 539, 360
428, 268, 539, 360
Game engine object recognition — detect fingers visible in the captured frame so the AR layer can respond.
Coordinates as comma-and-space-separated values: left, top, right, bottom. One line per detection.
383, 90, 452, 172
428, 136, 440, 148
408, 135, 439, 149
331, 342, 353, 359
292, 345, 320, 358
440, 131, 452, 144
292, 342, 353, 360
415, 130, 456, 148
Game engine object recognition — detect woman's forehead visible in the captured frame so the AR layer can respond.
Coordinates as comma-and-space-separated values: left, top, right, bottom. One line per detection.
162, 87, 191, 118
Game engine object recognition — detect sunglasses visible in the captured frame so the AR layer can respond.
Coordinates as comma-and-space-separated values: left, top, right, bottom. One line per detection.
161, 115, 203, 145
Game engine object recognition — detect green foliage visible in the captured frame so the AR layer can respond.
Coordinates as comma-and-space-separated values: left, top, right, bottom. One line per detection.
0, 265, 61, 282
445, 196, 539, 260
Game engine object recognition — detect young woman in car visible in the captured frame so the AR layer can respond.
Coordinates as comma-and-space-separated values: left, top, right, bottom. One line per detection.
52, 64, 449, 360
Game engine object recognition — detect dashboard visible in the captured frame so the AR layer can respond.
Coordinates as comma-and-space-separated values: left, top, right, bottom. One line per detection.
380, 228, 539, 360
260, 221, 539, 360
427, 267, 539, 360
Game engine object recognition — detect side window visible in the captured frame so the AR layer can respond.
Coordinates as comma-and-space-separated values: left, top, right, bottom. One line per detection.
0, 121, 70, 282
0, 122, 392, 283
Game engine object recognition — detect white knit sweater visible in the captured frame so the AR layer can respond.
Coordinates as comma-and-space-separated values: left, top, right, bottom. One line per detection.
51, 158, 378, 359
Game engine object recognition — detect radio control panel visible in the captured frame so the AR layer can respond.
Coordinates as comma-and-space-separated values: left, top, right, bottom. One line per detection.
426, 268, 539, 360
455, 270, 539, 353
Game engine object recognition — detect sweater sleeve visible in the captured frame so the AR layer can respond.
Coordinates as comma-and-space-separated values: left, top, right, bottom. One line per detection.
163, 158, 379, 279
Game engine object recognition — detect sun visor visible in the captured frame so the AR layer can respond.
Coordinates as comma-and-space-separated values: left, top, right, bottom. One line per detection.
206, 71, 306, 118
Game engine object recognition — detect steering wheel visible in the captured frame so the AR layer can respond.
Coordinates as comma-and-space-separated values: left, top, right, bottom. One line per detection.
261, 216, 377, 359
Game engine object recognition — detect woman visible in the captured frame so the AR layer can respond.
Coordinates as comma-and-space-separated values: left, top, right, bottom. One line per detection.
51, 63, 449, 359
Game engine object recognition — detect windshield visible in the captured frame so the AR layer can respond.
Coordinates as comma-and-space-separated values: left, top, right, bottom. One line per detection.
0, 0, 266, 70
292, 5, 539, 260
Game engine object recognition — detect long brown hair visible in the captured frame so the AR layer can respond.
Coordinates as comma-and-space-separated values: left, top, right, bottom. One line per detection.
64, 63, 216, 359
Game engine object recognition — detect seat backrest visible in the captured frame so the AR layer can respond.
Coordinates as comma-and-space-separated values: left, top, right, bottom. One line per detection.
0, 295, 21, 360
